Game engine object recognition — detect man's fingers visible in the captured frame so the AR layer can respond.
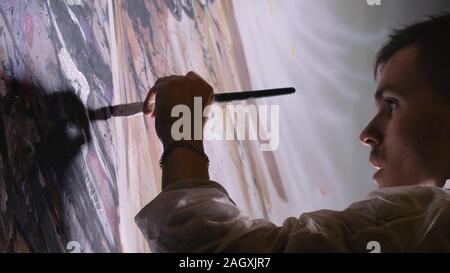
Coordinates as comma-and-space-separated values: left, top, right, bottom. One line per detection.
186, 71, 200, 78
155, 75, 183, 86
186, 71, 207, 84
155, 75, 175, 84
143, 86, 157, 115
144, 76, 179, 115
145, 72, 214, 116
186, 71, 214, 100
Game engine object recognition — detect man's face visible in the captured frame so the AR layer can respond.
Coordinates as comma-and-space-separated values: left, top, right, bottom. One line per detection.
360, 46, 450, 188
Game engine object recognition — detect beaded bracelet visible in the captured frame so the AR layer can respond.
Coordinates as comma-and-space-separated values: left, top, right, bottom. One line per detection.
159, 140, 209, 168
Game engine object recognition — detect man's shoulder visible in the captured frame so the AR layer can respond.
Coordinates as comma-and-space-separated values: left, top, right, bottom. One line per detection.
368, 185, 450, 201
347, 185, 450, 217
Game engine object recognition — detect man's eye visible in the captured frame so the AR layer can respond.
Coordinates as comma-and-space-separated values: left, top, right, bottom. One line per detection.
385, 99, 399, 110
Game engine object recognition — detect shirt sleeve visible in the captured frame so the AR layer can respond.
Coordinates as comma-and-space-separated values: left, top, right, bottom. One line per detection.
135, 179, 450, 252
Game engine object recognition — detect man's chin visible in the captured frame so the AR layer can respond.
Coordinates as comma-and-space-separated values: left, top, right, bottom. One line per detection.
372, 168, 385, 188
373, 169, 403, 188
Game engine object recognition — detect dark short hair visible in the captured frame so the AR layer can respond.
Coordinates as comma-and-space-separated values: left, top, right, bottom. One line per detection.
375, 12, 450, 100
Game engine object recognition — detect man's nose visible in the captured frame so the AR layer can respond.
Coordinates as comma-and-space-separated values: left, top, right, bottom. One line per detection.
359, 119, 382, 148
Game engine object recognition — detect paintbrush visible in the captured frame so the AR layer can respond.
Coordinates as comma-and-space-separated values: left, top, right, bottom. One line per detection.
89, 87, 295, 120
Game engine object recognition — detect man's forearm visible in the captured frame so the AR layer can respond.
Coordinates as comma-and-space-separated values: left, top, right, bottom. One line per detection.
161, 141, 209, 190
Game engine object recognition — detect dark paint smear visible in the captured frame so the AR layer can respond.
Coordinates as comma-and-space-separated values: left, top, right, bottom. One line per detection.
90, 125, 118, 192
62, 164, 112, 252
127, 0, 152, 28
126, 0, 155, 47
48, 1, 119, 203
152, 0, 163, 13
128, 53, 149, 98
2, 78, 19, 115
125, 1, 160, 93
201, 45, 218, 84
164, 0, 196, 21
86, 91, 118, 187
72, 5, 110, 55
0, 8, 23, 68
183, 9, 218, 84
165, 0, 182, 21
2, 82, 99, 252
66, 5, 119, 206
44, 2, 64, 51
180, 0, 195, 19
49, 0, 113, 101
263, 152, 288, 202
99, 25, 111, 55
216, 41, 222, 56
2, 3, 120, 252
41, 91, 118, 251
0, 94, 15, 251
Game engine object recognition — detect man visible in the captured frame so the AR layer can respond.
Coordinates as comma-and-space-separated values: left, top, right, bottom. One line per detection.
135, 13, 450, 252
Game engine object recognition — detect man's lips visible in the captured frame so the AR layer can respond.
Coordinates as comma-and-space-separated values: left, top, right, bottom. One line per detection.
369, 157, 383, 170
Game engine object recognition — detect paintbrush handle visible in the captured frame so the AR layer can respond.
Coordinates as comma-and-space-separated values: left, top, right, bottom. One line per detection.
147, 87, 296, 103
213, 87, 295, 102
107, 87, 296, 117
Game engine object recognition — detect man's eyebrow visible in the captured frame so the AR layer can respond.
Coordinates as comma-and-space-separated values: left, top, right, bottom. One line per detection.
374, 84, 402, 100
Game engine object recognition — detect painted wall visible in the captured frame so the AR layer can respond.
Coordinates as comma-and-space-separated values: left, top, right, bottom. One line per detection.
0, 0, 121, 252
1, 0, 449, 252
0, 0, 286, 253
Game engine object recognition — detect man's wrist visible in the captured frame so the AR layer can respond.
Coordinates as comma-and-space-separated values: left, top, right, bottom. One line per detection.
160, 139, 207, 168
162, 139, 204, 151
161, 140, 210, 190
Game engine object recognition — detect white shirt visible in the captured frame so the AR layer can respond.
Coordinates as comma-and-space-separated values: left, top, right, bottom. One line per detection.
135, 179, 450, 252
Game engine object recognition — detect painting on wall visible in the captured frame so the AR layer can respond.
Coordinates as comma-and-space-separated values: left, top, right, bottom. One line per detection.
0, 0, 287, 252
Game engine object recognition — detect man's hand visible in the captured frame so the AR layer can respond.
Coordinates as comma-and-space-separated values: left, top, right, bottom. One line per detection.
143, 71, 214, 147
143, 71, 214, 189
